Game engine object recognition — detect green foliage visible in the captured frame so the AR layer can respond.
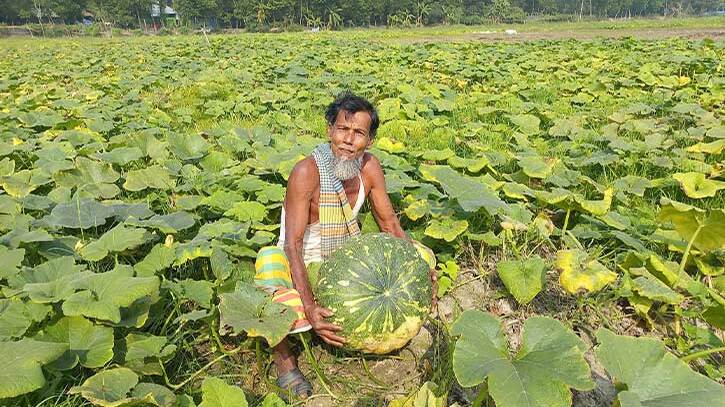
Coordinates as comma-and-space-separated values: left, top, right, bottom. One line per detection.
0, 28, 723, 405
595, 329, 725, 406
451, 310, 594, 407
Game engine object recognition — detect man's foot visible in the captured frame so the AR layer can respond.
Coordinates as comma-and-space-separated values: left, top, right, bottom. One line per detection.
276, 367, 312, 401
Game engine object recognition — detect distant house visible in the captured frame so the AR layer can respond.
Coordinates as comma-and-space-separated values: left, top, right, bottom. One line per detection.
151, 1, 178, 26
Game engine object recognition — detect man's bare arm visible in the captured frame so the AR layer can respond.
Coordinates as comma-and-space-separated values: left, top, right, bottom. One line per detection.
282, 158, 317, 309
282, 158, 346, 346
366, 154, 408, 240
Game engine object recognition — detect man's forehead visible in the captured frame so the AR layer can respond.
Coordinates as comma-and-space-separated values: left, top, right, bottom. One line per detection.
334, 110, 372, 129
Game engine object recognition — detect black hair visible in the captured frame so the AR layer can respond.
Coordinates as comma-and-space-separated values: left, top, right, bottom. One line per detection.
325, 91, 380, 138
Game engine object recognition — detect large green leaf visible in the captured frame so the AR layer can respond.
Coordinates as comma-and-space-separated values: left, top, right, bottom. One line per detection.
13, 256, 92, 303
224, 201, 267, 223
35, 315, 114, 370
419, 164, 506, 214
509, 114, 541, 135
451, 310, 593, 407
0, 338, 67, 398
126, 211, 196, 234
134, 243, 177, 277
119, 333, 176, 376
0, 246, 24, 280
79, 223, 149, 261
595, 329, 725, 407
123, 165, 175, 192
44, 198, 115, 229
497, 256, 546, 305
199, 377, 248, 407
62, 268, 159, 324
69, 367, 175, 407
0, 299, 50, 340
555, 249, 617, 294
218, 282, 295, 347
169, 133, 210, 161
517, 155, 554, 179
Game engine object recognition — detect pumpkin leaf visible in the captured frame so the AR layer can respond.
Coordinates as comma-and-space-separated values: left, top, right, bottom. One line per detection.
419, 164, 506, 214
224, 201, 267, 223
218, 282, 295, 347
451, 310, 594, 407
658, 200, 725, 253
69, 367, 174, 407
672, 172, 725, 199
79, 223, 149, 261
62, 269, 159, 324
517, 155, 554, 179
0, 338, 67, 398
556, 249, 617, 294
389, 381, 447, 407
497, 256, 546, 305
424, 218, 468, 242
44, 198, 115, 229
509, 114, 541, 135
123, 165, 175, 192
595, 328, 725, 407
34, 316, 114, 370
199, 377, 248, 407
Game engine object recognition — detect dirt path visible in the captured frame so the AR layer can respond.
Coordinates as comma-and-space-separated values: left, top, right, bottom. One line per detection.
399, 27, 725, 43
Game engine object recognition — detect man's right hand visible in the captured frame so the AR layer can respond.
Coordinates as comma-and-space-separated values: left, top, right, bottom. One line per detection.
306, 304, 346, 348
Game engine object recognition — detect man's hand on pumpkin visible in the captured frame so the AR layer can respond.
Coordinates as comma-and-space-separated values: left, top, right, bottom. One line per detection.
306, 304, 346, 347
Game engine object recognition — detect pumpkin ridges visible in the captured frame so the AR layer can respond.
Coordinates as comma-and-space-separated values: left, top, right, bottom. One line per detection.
316, 233, 432, 354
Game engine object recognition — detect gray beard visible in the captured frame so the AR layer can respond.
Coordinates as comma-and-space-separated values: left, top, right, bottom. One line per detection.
331, 154, 363, 181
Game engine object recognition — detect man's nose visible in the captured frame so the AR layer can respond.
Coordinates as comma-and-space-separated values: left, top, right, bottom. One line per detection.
343, 130, 355, 143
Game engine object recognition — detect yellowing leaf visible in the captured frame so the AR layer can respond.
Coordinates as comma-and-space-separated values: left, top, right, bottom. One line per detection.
556, 249, 617, 294
672, 172, 725, 199
424, 218, 468, 242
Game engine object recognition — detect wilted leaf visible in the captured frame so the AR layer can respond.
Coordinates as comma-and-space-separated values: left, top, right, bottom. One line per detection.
389, 381, 446, 407
556, 249, 617, 294
672, 172, 725, 199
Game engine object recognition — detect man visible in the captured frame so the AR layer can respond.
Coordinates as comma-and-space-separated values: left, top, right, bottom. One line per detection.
253, 91, 434, 399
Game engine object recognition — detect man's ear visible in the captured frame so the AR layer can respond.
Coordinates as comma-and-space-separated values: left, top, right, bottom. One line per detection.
366, 137, 373, 149
326, 124, 334, 139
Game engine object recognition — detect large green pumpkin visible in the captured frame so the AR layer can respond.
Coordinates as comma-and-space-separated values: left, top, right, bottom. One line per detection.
315, 233, 432, 354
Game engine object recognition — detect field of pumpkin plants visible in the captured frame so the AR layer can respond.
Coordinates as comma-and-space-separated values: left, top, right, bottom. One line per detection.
0, 24, 724, 407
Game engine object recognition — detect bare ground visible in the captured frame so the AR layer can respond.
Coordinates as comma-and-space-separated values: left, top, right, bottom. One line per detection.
397, 27, 725, 43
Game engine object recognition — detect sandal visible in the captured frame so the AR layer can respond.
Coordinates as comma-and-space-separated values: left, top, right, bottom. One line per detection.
276, 367, 313, 401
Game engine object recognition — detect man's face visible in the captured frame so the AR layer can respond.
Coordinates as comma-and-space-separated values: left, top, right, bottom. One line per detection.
327, 110, 372, 180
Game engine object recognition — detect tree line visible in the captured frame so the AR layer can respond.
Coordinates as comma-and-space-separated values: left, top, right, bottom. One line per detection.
1, 0, 722, 30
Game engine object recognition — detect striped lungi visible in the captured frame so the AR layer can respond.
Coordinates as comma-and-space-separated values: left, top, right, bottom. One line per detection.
254, 241, 436, 336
